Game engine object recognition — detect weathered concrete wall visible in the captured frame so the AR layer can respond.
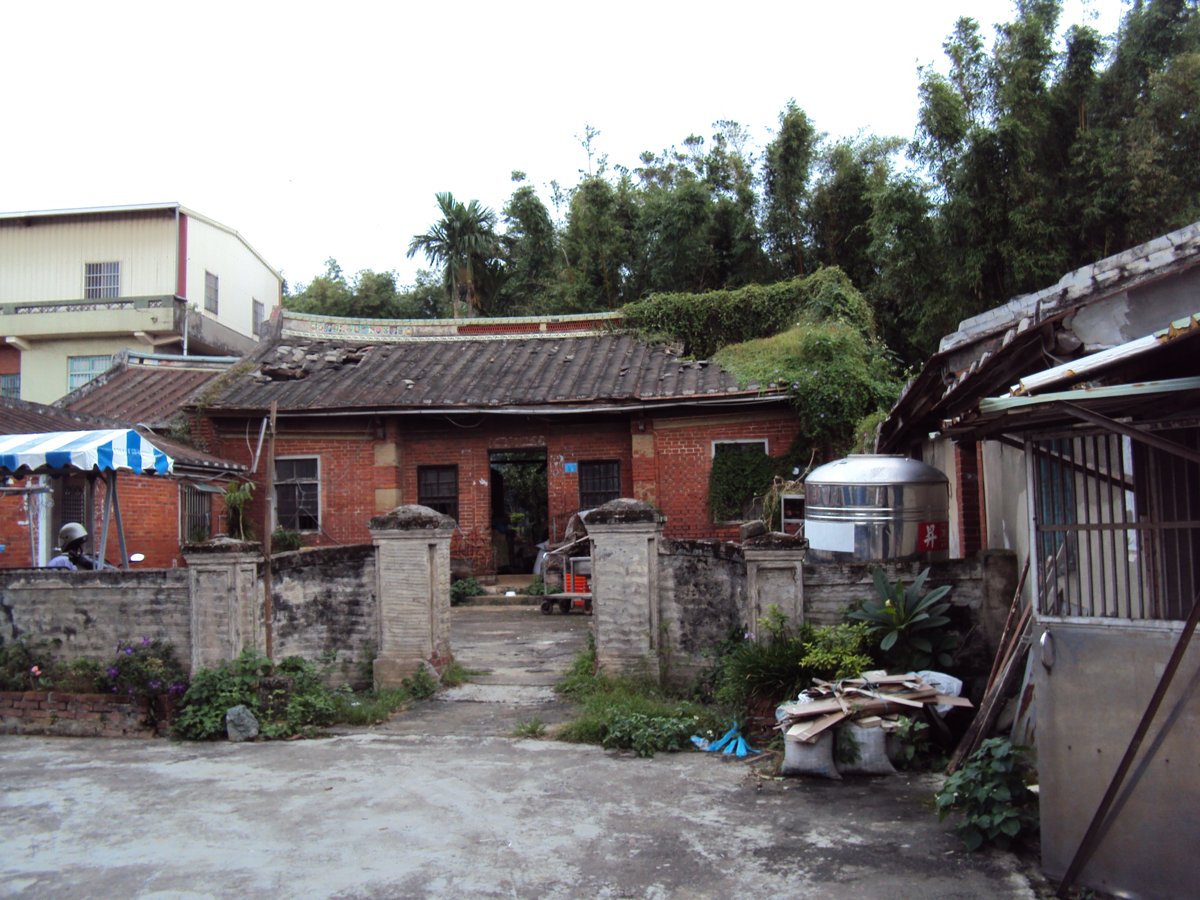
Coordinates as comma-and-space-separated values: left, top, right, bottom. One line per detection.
657, 539, 745, 685
0, 569, 191, 665
272, 545, 377, 688
1034, 621, 1200, 898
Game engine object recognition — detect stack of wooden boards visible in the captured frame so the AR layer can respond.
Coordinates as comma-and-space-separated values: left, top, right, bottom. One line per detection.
777, 673, 973, 743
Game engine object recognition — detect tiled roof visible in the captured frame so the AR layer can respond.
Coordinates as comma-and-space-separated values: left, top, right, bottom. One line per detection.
205, 329, 781, 414
62, 361, 227, 428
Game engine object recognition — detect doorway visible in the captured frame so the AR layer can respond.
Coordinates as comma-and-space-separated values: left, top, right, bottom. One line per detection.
489, 449, 548, 574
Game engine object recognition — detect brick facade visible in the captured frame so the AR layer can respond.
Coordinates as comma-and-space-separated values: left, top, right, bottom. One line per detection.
210, 404, 801, 577
0, 691, 169, 737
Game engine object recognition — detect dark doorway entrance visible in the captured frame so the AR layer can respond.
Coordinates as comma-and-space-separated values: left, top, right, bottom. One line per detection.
489, 449, 548, 574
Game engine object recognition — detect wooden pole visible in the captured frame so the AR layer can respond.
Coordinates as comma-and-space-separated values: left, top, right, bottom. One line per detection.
262, 402, 277, 660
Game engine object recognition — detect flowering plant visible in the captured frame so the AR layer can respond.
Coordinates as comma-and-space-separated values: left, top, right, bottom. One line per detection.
102, 638, 188, 703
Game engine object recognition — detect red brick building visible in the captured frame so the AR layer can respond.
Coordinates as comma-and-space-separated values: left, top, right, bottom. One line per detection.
200, 311, 803, 576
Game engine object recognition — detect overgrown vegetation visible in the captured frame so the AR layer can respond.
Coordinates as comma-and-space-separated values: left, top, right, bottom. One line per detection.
271, 527, 303, 552
935, 738, 1039, 851
223, 481, 255, 541
1, 638, 189, 707
555, 636, 724, 757
173, 650, 337, 740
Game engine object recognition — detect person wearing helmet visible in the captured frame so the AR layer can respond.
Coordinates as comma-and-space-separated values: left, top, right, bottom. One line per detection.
47, 522, 97, 570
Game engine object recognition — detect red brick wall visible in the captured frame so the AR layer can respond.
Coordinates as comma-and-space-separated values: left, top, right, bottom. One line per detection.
0, 691, 166, 737
209, 405, 801, 575
954, 440, 985, 555
648, 410, 804, 541
0, 486, 40, 567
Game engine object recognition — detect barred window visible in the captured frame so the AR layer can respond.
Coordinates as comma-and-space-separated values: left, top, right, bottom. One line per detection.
579, 460, 620, 509
180, 484, 214, 543
1032, 426, 1199, 621
0, 373, 19, 399
205, 271, 219, 313
253, 299, 265, 336
276, 457, 319, 531
418, 466, 458, 519
84, 261, 120, 299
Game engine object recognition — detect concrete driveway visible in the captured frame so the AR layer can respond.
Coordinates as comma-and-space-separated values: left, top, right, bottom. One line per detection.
0, 606, 1045, 898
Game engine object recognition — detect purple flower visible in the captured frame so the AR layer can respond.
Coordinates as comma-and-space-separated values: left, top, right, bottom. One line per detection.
140, 637, 151, 647
124, 647, 133, 656
148, 680, 163, 691
111, 686, 119, 693
106, 667, 120, 679
168, 682, 187, 696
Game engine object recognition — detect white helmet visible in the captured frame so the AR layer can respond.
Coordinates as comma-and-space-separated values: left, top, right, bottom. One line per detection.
59, 522, 87, 546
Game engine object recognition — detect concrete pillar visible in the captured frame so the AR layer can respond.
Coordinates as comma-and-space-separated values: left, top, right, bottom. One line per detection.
743, 537, 808, 637
585, 499, 665, 677
183, 540, 263, 671
369, 505, 455, 689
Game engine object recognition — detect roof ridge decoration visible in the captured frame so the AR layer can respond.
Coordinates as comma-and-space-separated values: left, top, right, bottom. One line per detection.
280, 309, 625, 343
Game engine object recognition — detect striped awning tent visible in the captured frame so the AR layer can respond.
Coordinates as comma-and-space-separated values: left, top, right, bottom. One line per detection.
0, 429, 174, 476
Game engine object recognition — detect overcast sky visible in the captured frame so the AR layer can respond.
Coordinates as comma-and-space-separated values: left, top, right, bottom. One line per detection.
3, 0, 1127, 291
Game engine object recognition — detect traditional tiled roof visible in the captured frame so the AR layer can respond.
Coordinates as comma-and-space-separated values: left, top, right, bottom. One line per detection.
60, 351, 233, 429
203, 312, 785, 415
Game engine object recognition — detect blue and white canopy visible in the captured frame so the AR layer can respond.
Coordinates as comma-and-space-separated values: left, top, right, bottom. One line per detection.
0, 429, 174, 476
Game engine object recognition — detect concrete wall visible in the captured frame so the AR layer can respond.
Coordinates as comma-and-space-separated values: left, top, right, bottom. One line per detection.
0, 568, 190, 664
272, 544, 377, 688
1034, 621, 1200, 898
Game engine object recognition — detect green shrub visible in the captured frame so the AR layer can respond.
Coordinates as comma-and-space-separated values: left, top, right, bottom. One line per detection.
271, 528, 303, 552
173, 651, 336, 741
450, 577, 484, 606
0, 639, 52, 691
935, 738, 1039, 851
402, 666, 438, 700
521, 577, 550, 596
102, 638, 189, 705
798, 623, 876, 681
847, 567, 958, 671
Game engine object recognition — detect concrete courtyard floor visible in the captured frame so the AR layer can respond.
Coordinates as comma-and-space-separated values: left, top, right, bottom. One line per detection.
0, 606, 1048, 898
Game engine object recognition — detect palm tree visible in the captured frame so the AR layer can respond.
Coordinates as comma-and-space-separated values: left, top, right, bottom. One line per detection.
407, 192, 498, 318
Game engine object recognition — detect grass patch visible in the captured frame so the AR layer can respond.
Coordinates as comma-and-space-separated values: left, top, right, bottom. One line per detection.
555, 636, 724, 757
512, 717, 547, 738
331, 687, 412, 727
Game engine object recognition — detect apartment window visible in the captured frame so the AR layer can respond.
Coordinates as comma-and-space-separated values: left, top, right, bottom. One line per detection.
0, 374, 19, 399
180, 484, 214, 543
67, 355, 113, 391
710, 439, 771, 522
418, 466, 458, 520
205, 271, 219, 314
579, 460, 620, 509
276, 457, 319, 531
84, 261, 120, 299
252, 299, 265, 337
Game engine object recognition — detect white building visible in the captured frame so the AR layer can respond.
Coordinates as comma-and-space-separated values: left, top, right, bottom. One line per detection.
0, 203, 282, 403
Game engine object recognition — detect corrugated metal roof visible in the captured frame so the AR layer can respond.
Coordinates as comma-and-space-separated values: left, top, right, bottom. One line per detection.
207, 332, 779, 414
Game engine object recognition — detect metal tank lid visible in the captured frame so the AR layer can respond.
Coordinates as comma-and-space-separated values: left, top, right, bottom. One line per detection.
805, 454, 948, 486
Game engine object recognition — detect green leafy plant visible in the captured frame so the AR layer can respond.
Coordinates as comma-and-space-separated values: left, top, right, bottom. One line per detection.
888, 716, 937, 771
600, 710, 700, 757
330, 687, 410, 727
450, 577, 484, 606
271, 527, 303, 552
223, 480, 255, 541
935, 738, 1039, 851
708, 444, 777, 522
521, 577, 550, 596
847, 567, 957, 671
798, 622, 876, 681
402, 666, 438, 700
173, 650, 336, 740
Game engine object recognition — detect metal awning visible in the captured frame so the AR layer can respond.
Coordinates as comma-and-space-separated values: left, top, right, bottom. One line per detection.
0, 429, 174, 476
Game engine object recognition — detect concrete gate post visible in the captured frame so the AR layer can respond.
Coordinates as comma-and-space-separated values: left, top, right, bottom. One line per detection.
368, 505, 455, 689
585, 499, 665, 678
743, 536, 808, 638
182, 540, 263, 671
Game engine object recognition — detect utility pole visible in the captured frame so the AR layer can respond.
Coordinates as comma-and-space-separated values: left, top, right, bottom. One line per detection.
262, 401, 277, 659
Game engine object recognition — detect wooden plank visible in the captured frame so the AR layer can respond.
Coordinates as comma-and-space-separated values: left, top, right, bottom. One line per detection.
786, 711, 847, 742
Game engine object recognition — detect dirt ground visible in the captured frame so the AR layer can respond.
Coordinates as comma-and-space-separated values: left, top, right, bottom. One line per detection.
0, 605, 1049, 898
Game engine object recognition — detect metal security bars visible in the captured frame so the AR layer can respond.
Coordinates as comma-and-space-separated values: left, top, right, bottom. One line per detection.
180, 484, 213, 543
1031, 426, 1199, 621
84, 261, 120, 299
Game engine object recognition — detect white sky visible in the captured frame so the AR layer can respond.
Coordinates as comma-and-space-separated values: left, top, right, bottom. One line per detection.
3, 0, 1127, 291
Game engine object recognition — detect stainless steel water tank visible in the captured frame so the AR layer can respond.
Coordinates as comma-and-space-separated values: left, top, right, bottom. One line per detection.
803, 455, 949, 562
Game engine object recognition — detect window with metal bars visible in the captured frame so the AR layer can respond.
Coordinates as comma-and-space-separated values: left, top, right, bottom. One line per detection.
84, 261, 120, 299
253, 299, 265, 336
180, 484, 213, 543
418, 466, 458, 519
67, 355, 112, 391
1031, 426, 1199, 621
205, 271, 219, 313
275, 457, 319, 531
578, 460, 620, 509
0, 373, 19, 399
